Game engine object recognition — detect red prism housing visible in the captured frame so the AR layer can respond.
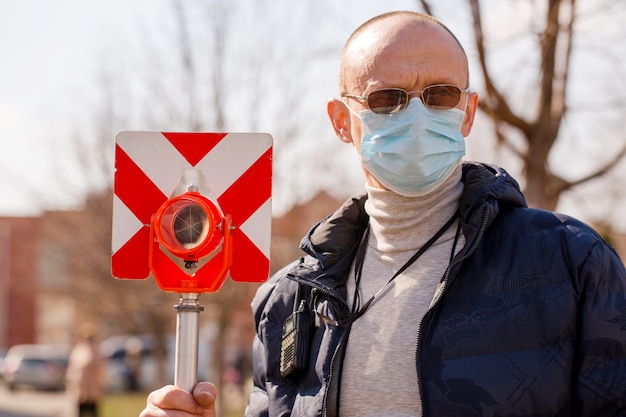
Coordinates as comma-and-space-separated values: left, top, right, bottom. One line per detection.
111, 131, 273, 293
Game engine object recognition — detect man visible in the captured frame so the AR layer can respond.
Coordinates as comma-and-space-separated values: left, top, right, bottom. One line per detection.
140, 11, 626, 417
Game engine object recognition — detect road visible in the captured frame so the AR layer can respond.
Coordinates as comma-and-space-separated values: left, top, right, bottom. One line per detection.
0, 385, 72, 417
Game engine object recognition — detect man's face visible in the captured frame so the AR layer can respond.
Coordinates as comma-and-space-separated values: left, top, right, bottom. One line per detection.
342, 18, 475, 158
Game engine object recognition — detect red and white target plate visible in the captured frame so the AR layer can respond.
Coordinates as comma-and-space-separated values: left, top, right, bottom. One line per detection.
111, 131, 272, 288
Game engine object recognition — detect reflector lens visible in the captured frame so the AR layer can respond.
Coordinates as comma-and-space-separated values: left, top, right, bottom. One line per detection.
153, 193, 223, 259
173, 203, 209, 249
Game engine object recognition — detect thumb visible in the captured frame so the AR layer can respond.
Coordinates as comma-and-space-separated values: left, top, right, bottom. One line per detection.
193, 382, 218, 410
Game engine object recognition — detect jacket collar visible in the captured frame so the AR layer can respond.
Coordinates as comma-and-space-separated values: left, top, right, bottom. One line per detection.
298, 162, 527, 274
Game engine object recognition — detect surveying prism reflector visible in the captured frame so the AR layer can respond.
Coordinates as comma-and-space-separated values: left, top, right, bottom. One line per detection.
148, 190, 233, 292
112, 131, 273, 289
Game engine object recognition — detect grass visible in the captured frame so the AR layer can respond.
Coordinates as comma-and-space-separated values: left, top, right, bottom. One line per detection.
98, 391, 246, 417
100, 392, 148, 417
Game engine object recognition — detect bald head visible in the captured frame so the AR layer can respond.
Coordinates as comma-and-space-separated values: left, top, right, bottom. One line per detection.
327, 11, 479, 192
339, 11, 469, 94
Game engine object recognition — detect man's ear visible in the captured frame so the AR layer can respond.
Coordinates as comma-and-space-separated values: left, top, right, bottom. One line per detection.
461, 92, 479, 137
327, 98, 354, 144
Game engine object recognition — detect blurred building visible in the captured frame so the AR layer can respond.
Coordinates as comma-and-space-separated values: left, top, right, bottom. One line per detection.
0, 218, 39, 349
0, 213, 78, 350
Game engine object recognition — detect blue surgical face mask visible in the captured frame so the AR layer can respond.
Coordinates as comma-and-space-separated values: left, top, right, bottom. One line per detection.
353, 98, 466, 197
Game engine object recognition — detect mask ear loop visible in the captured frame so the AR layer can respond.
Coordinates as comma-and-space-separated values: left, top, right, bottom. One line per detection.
342, 100, 369, 164
457, 90, 470, 115
344, 100, 365, 119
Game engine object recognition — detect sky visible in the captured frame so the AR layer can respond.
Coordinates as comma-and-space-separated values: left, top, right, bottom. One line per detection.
0, 0, 137, 215
1, 0, 625, 230
0, 0, 421, 216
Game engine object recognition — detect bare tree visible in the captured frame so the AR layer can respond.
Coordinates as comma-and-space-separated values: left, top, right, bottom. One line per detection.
42, 70, 177, 387
425, 0, 626, 211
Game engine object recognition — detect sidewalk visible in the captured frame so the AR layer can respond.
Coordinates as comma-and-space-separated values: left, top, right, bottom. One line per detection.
0, 386, 72, 417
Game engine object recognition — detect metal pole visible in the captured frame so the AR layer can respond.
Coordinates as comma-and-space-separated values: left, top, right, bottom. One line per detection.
173, 292, 204, 392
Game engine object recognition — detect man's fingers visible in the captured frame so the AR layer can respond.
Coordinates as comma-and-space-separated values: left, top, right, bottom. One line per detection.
192, 382, 218, 410
139, 383, 218, 417
146, 385, 199, 412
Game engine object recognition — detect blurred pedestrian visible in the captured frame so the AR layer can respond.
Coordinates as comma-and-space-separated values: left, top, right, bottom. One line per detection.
66, 323, 104, 417
123, 336, 143, 392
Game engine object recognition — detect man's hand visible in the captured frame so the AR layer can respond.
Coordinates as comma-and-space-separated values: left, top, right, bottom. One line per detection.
139, 382, 218, 417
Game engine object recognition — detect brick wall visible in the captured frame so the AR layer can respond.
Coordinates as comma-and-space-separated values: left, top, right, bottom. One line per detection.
0, 218, 40, 349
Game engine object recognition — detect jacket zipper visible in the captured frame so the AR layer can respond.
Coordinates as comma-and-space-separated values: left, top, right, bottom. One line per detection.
287, 271, 352, 417
415, 208, 491, 416
322, 334, 349, 417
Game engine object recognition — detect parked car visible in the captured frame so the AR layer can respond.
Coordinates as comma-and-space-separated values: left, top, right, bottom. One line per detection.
2, 344, 69, 391
99, 333, 214, 392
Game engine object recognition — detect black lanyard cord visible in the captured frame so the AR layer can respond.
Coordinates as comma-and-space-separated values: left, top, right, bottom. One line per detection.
321, 209, 460, 327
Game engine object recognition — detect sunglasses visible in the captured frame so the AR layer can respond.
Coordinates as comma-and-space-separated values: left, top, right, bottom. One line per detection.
342, 84, 468, 115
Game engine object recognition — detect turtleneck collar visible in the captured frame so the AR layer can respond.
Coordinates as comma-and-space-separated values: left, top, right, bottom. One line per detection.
364, 164, 463, 253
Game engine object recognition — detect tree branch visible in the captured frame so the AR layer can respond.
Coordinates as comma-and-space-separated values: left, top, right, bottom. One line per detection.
469, 0, 532, 135
418, 0, 433, 15
554, 0, 576, 122
534, 0, 575, 142
552, 141, 626, 194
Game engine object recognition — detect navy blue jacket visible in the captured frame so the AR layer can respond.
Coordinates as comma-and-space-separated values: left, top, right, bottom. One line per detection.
245, 163, 626, 417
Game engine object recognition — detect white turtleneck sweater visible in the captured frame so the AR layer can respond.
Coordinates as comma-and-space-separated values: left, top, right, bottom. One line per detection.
339, 165, 466, 417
